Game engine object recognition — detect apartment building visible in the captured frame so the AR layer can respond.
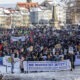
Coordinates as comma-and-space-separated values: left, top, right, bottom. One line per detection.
0, 7, 30, 28
0, 8, 11, 28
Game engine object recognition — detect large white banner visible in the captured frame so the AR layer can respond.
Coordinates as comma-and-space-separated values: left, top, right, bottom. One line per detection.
75, 55, 80, 66
7, 67, 20, 73
3, 56, 20, 73
0, 66, 6, 73
11, 36, 25, 42
3, 56, 11, 66
23, 61, 28, 72
3, 56, 71, 73
3, 56, 20, 68
26, 60, 71, 72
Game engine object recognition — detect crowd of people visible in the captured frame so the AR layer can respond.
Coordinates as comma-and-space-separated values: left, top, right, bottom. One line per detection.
0, 26, 80, 72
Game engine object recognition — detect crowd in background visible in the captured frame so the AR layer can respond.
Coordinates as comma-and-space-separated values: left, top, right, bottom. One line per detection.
0, 27, 80, 62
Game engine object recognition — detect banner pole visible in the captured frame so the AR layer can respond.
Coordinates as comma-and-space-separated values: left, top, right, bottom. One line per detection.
27, 61, 28, 73
6, 65, 7, 73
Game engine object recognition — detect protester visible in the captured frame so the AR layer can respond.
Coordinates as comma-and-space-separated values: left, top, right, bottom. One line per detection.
11, 52, 15, 73
0, 27, 80, 72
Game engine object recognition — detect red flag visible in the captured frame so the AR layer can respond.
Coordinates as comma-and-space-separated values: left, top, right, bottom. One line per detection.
0, 44, 3, 51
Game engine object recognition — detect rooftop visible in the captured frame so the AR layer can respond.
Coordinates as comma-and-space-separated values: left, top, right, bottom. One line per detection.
17, 2, 38, 9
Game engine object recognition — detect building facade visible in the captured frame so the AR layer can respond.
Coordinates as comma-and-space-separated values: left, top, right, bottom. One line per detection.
55, 5, 66, 27
66, 0, 80, 26
16, 1, 52, 25
11, 8, 30, 28
0, 7, 30, 28
0, 8, 11, 28
40, 0, 66, 29
30, 7, 52, 25
16, 1, 38, 25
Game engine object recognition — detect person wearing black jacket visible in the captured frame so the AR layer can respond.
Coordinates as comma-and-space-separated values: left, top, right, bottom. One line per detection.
67, 53, 75, 71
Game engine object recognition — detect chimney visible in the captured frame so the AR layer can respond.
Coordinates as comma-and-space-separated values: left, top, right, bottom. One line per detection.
26, 0, 32, 3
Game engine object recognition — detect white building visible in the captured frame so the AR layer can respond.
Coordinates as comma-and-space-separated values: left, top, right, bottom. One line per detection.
11, 8, 30, 28
30, 7, 41, 24
39, 6, 52, 24
30, 7, 52, 25
0, 8, 11, 28
40, 0, 67, 28
55, 4, 66, 27
0, 7, 30, 29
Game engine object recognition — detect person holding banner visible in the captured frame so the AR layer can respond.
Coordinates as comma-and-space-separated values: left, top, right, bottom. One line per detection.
11, 52, 15, 73
68, 46, 75, 71
20, 56, 24, 73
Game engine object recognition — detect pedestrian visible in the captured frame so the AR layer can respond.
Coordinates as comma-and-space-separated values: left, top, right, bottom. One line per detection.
11, 52, 14, 73
20, 56, 24, 73
67, 52, 75, 71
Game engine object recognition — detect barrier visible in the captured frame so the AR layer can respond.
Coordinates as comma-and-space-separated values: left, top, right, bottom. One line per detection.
2, 55, 80, 73
3, 56, 20, 73
3, 56, 20, 68
0, 66, 6, 73
3, 56, 11, 66
23, 61, 28, 72
2, 60, 71, 73
26, 60, 71, 72
75, 55, 80, 66
7, 67, 20, 73
0, 56, 72, 73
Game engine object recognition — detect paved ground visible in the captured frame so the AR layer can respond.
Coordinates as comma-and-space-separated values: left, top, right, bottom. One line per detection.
1, 66, 80, 80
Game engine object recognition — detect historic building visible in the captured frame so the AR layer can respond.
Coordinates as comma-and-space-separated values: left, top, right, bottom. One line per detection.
0, 8, 30, 28
66, 0, 80, 26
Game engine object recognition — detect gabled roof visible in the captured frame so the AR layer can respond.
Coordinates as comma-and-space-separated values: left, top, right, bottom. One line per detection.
4, 9, 10, 14
6, 8, 15, 14
17, 2, 39, 9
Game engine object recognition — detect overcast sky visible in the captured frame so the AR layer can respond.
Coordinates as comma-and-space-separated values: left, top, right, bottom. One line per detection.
0, 0, 62, 8
0, 0, 44, 4
0, 0, 45, 8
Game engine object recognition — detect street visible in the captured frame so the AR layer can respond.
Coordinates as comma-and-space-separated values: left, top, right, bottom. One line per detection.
1, 66, 80, 80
